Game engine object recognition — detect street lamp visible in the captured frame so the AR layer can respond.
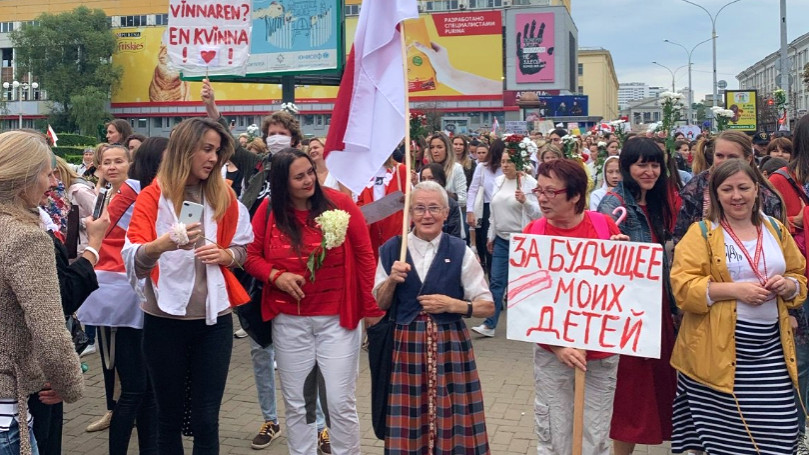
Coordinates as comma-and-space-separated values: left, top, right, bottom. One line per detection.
651, 61, 688, 92
680, 0, 743, 108
2, 80, 39, 129
664, 37, 714, 125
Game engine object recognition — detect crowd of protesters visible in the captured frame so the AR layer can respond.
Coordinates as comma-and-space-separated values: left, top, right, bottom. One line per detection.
5, 75, 809, 455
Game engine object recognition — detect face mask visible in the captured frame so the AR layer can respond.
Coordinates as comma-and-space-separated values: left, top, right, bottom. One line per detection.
265, 135, 292, 154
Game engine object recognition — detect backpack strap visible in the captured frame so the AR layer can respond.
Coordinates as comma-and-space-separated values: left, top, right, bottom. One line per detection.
766, 215, 783, 241
699, 220, 709, 239
773, 168, 809, 205
586, 211, 611, 240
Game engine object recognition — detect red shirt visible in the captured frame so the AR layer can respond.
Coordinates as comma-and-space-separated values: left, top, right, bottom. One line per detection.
770, 168, 804, 234
524, 213, 620, 361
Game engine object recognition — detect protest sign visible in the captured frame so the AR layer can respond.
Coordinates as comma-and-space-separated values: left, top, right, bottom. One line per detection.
167, 0, 252, 77
506, 234, 663, 359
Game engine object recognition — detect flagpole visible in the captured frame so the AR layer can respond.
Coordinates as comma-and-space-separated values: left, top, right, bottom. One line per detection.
399, 22, 412, 262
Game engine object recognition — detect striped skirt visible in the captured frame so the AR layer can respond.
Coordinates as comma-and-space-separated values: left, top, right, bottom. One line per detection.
385, 314, 489, 455
671, 320, 799, 455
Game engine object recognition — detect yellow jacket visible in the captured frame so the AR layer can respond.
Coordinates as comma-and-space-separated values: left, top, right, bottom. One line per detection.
670, 218, 807, 394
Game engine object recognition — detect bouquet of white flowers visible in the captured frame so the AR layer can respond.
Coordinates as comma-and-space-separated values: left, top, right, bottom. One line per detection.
307, 209, 351, 283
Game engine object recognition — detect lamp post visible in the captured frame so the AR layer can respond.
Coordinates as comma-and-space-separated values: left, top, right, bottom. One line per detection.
651, 62, 688, 93
664, 37, 714, 125
680, 0, 743, 108
2, 80, 39, 129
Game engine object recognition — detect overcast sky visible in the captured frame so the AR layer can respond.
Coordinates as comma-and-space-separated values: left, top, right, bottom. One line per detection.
571, 0, 809, 101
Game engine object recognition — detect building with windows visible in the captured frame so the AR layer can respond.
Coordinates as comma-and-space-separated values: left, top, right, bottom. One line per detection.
736, 30, 809, 126
577, 48, 618, 120
618, 82, 665, 111
1, 0, 580, 136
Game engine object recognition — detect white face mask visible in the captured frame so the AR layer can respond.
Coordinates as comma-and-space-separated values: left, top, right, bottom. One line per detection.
265, 135, 292, 154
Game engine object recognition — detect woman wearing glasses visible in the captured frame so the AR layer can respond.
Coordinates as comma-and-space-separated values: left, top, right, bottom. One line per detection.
374, 181, 494, 453
596, 138, 678, 455
523, 159, 628, 455
471, 151, 539, 338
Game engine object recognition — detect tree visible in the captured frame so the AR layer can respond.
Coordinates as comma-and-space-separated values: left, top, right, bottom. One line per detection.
693, 102, 707, 126
70, 87, 112, 136
11, 6, 122, 133
803, 62, 809, 90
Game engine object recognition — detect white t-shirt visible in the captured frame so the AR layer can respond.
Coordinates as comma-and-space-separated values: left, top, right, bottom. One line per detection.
722, 225, 784, 323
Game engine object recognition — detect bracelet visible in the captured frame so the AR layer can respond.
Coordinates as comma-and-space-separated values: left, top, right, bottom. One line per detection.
270, 269, 285, 287
224, 248, 236, 267
83, 246, 100, 265
464, 301, 473, 318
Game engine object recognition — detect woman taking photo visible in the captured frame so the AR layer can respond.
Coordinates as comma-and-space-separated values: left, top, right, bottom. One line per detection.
526, 159, 628, 455
675, 131, 784, 244
244, 149, 384, 455
466, 139, 504, 272
0, 131, 85, 455
671, 159, 807, 455
427, 132, 467, 208
123, 118, 254, 453
597, 138, 678, 455
471, 150, 539, 338
78, 139, 168, 455
374, 181, 494, 453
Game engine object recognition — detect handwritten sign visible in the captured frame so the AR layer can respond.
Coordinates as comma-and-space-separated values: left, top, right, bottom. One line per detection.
506, 234, 663, 359
167, 0, 252, 77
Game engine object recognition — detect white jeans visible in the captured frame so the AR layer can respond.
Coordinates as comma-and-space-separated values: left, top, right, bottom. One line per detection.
533, 345, 619, 455
273, 314, 361, 455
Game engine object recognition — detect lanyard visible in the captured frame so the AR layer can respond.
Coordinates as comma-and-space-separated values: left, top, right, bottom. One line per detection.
720, 219, 767, 286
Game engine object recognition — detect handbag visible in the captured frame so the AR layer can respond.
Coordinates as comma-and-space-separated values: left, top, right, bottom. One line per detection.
366, 237, 403, 440
234, 203, 274, 348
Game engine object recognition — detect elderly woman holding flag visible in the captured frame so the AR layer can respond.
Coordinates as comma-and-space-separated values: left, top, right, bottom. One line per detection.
374, 181, 494, 454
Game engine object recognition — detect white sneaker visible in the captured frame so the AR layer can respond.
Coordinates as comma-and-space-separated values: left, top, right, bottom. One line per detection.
234, 328, 248, 339
471, 325, 495, 337
80, 343, 96, 358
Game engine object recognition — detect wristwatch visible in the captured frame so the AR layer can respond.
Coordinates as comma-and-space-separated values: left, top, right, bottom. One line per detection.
464, 301, 473, 318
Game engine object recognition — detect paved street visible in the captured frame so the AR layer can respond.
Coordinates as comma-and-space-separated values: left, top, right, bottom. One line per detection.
63, 314, 673, 454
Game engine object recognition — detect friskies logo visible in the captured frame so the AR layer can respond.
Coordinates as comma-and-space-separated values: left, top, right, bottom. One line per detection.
117, 31, 144, 53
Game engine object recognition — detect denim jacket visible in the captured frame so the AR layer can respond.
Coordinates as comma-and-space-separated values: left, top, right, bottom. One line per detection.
596, 183, 677, 313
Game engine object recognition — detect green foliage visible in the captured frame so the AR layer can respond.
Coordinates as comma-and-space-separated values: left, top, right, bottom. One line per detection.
70, 87, 112, 136
62, 154, 84, 165
11, 6, 122, 132
52, 146, 87, 158
55, 133, 98, 147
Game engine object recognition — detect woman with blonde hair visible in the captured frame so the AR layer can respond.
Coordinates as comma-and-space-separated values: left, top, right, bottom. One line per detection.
123, 117, 254, 453
0, 131, 86, 455
427, 132, 467, 208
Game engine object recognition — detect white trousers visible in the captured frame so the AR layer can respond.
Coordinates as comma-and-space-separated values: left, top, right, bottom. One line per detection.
533, 345, 619, 455
273, 314, 361, 455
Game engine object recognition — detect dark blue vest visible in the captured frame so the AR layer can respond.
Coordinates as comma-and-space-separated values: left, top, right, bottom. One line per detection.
379, 234, 467, 325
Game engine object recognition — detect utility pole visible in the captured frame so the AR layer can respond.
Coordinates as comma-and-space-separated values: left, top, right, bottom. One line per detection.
779, 0, 790, 130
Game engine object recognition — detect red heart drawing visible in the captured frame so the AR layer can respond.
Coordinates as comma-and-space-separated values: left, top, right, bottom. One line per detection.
200, 50, 216, 64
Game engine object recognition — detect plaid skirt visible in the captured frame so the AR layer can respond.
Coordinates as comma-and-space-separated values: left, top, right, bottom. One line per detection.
385, 314, 490, 455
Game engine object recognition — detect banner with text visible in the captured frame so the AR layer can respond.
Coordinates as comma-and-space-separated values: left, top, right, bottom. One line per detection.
404, 11, 503, 96
725, 90, 758, 133
507, 234, 663, 359
514, 12, 555, 84
167, 0, 252, 76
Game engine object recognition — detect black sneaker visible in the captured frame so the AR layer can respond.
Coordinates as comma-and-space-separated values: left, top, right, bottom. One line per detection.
251, 421, 280, 450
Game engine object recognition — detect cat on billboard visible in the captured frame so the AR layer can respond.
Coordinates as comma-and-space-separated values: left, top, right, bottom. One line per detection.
515, 13, 555, 83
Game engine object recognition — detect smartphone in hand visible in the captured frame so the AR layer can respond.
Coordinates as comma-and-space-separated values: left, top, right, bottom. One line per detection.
92, 184, 111, 220
179, 201, 204, 224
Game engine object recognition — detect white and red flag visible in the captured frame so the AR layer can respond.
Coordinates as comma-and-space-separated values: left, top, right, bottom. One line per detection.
324, 0, 419, 195
47, 124, 59, 146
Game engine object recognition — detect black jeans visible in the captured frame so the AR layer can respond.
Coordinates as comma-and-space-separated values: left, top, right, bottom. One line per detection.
475, 203, 492, 274
26, 396, 62, 455
142, 313, 233, 455
109, 327, 158, 455
97, 325, 118, 411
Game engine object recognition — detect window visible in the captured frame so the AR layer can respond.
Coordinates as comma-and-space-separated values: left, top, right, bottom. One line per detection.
0, 22, 13, 34
138, 118, 147, 129
121, 15, 148, 27
577, 63, 583, 76
578, 85, 584, 95
155, 14, 169, 25
152, 117, 163, 129
345, 5, 360, 15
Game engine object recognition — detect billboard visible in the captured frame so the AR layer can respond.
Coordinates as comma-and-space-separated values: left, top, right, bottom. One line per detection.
724, 90, 758, 132
249, 0, 342, 75
504, 91, 588, 119
112, 11, 503, 104
514, 12, 554, 83
403, 11, 503, 96
505, 7, 576, 93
